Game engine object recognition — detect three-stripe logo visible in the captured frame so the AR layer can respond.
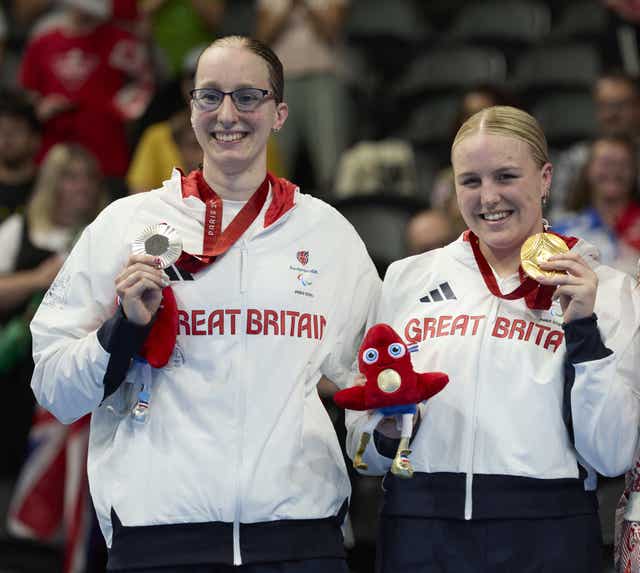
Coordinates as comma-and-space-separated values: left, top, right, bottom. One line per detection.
420, 282, 456, 303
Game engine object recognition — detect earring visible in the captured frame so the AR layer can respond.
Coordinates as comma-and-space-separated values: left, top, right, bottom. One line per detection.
272, 127, 280, 133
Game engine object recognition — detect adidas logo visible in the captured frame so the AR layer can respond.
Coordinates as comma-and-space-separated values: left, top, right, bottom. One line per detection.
420, 282, 456, 303
166, 265, 194, 281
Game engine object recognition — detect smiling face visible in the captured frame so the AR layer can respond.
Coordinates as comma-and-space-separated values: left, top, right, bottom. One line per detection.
586, 139, 635, 203
453, 132, 551, 263
55, 157, 101, 226
190, 45, 287, 179
595, 77, 639, 138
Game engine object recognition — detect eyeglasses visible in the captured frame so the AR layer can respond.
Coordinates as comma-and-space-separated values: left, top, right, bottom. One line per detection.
190, 87, 274, 112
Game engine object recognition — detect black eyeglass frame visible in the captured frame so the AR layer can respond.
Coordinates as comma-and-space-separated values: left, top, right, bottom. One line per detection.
190, 87, 274, 112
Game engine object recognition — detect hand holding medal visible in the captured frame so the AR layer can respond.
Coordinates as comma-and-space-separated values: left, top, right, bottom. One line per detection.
520, 232, 598, 323
116, 224, 183, 424
115, 223, 182, 326
520, 233, 569, 280
131, 223, 182, 269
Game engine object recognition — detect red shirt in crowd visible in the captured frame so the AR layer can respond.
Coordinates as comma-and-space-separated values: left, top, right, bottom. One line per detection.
19, 21, 153, 177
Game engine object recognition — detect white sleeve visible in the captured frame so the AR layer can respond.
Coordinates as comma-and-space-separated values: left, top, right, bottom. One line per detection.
30, 210, 129, 424
571, 269, 640, 476
319, 231, 381, 389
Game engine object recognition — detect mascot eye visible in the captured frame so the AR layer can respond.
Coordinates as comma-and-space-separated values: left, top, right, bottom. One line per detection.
362, 348, 379, 364
388, 343, 406, 358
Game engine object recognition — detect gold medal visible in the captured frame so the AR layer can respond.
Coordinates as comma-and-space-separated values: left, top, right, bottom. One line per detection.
131, 223, 183, 269
520, 232, 568, 280
377, 369, 401, 393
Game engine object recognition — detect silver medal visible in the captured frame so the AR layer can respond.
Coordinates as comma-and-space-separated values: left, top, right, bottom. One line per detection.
131, 223, 182, 269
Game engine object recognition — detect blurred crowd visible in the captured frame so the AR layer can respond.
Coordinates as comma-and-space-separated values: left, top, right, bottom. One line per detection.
1, 0, 640, 571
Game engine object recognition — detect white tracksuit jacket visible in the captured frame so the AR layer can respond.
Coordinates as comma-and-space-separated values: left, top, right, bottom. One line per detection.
347, 233, 640, 521
30, 170, 381, 568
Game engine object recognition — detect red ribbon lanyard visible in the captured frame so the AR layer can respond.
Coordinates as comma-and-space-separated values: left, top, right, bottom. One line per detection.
177, 171, 270, 272
468, 231, 575, 310
469, 232, 539, 300
142, 171, 273, 367
200, 175, 270, 256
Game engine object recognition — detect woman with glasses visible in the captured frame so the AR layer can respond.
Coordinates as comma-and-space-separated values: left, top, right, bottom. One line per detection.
28, 36, 380, 572
347, 106, 640, 572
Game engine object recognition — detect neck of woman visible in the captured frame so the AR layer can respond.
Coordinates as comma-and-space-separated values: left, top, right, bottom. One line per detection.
202, 162, 267, 201
479, 243, 523, 278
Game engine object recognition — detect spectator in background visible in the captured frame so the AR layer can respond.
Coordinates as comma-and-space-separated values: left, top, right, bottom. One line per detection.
601, 1, 640, 73
405, 209, 459, 256
170, 110, 202, 170
128, 108, 202, 194
553, 136, 640, 276
2, 143, 109, 573
126, 48, 203, 194
138, 0, 225, 80
19, 0, 154, 199
0, 88, 41, 223
552, 72, 640, 215
0, 142, 107, 482
256, 0, 349, 195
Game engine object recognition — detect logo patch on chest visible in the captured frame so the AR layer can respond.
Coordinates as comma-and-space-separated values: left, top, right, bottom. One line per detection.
419, 282, 456, 303
290, 249, 318, 297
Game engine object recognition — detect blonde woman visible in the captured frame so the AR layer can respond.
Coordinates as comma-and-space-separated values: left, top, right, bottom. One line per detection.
0, 142, 107, 482
0, 142, 108, 315
348, 106, 640, 572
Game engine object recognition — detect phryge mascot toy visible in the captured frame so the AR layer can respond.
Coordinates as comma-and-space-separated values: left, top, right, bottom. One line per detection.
334, 323, 449, 478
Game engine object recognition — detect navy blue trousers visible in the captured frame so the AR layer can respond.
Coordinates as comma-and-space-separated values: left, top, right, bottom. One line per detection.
116, 558, 349, 573
376, 514, 602, 573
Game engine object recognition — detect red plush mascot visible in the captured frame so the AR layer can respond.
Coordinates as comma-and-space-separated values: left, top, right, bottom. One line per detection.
334, 323, 449, 478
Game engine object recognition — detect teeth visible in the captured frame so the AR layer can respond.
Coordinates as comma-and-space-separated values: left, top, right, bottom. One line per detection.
214, 132, 245, 142
483, 211, 510, 221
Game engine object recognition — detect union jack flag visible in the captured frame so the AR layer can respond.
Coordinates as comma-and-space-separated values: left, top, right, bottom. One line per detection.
7, 407, 93, 573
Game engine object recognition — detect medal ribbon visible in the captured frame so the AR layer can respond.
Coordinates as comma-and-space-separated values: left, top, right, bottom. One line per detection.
140, 170, 274, 367
468, 231, 577, 310
177, 170, 270, 273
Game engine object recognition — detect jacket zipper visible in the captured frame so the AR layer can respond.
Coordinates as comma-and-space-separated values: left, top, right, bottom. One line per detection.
231, 195, 293, 561
464, 298, 498, 519
233, 241, 249, 564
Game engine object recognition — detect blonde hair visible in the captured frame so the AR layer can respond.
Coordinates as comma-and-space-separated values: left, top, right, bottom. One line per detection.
451, 105, 550, 168
27, 143, 108, 236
